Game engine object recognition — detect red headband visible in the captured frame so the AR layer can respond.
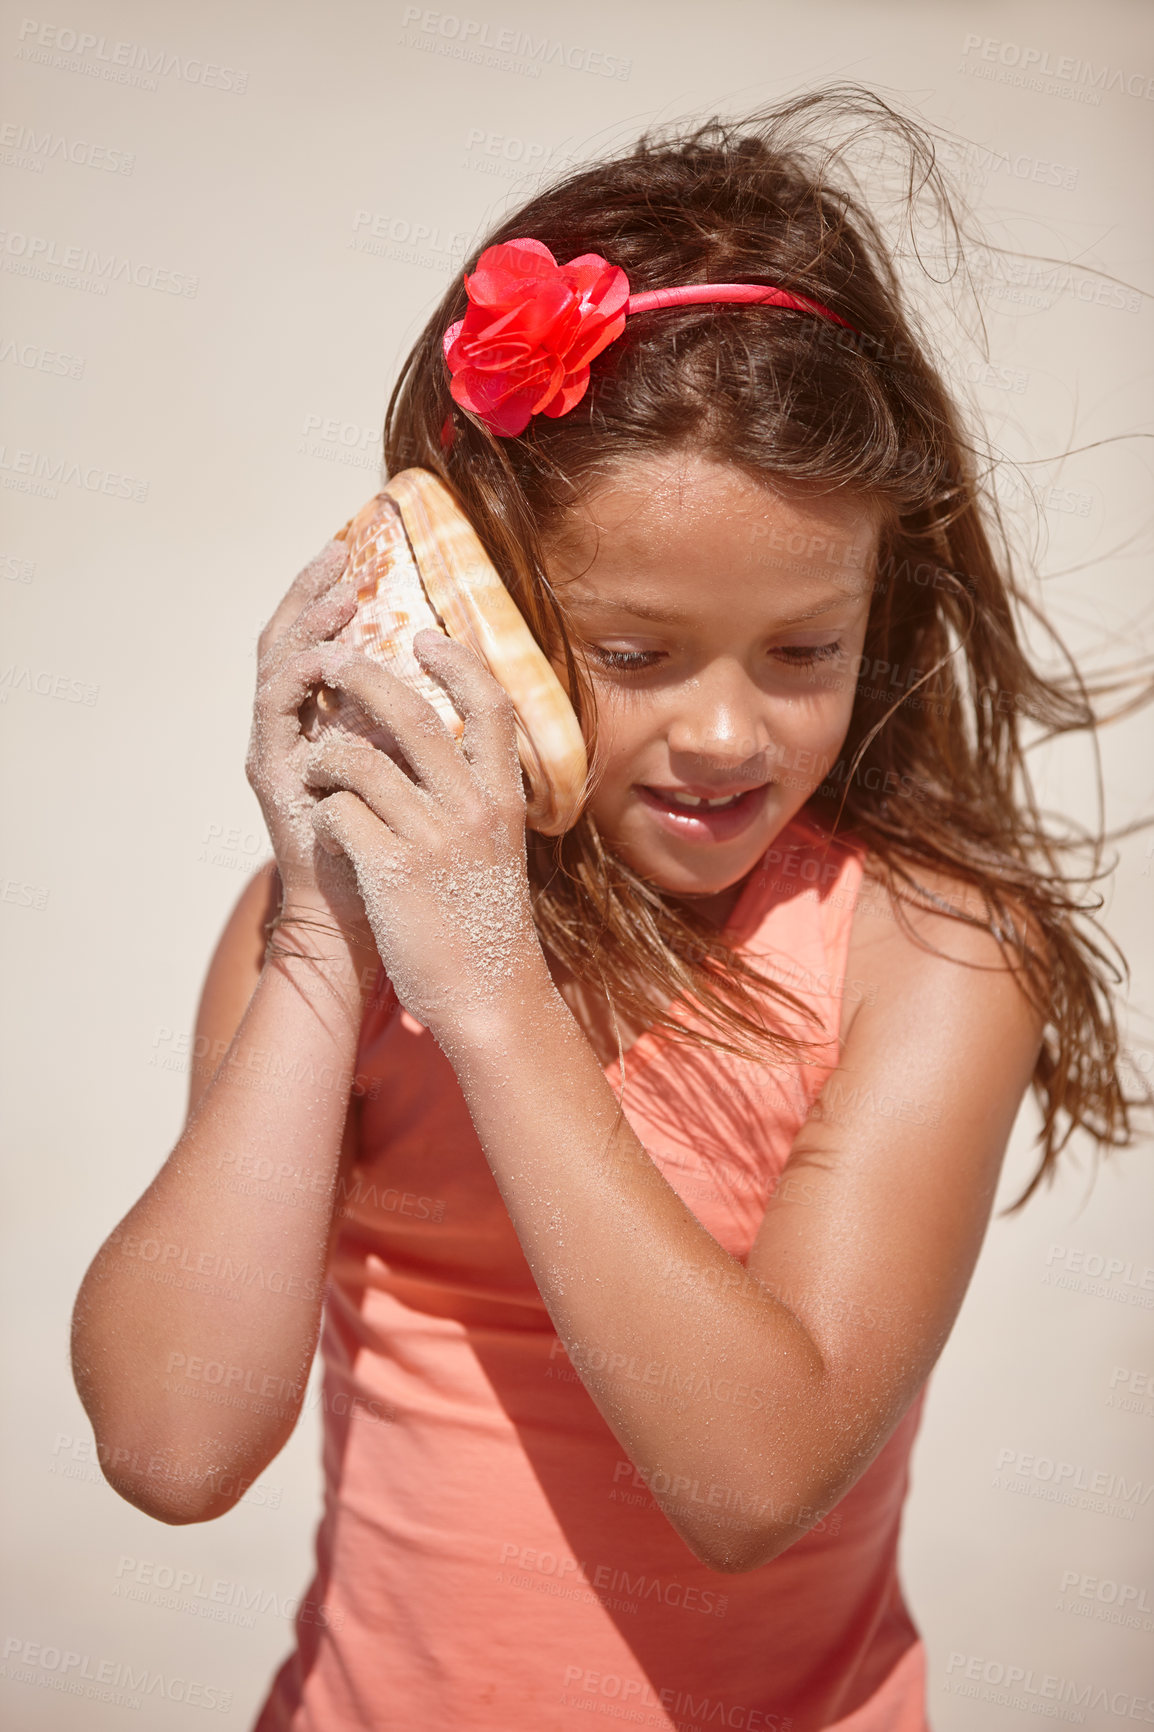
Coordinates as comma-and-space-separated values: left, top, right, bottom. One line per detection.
441, 237, 854, 440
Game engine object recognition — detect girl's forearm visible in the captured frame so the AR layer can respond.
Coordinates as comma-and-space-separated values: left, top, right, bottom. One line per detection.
438, 972, 836, 1572
71, 940, 372, 1524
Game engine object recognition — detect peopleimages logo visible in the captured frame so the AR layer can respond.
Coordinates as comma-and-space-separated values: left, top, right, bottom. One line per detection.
1043, 1243, 1154, 1308
0, 337, 84, 378
0, 445, 148, 501
944, 1653, 1154, 1724
0, 120, 135, 174
398, 7, 632, 80
1056, 1567, 1153, 1634
1, 1635, 233, 1712
559, 1665, 791, 1730
936, 138, 1079, 193
961, 33, 1154, 101
14, 18, 248, 93
0, 229, 198, 297
0, 663, 99, 705
112, 1556, 345, 1633
993, 1446, 1154, 1521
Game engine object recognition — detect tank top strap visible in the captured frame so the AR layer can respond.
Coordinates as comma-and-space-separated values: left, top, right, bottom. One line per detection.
727, 810, 868, 956
701, 811, 870, 1078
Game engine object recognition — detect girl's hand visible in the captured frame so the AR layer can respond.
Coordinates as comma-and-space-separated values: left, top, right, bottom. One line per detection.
244, 537, 370, 935
302, 628, 549, 1038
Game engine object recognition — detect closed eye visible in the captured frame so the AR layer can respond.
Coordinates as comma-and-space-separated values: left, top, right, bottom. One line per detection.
772, 641, 843, 666
584, 641, 845, 674
585, 646, 663, 671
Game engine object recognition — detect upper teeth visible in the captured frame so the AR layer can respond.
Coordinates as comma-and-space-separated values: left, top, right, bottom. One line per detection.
665, 790, 744, 809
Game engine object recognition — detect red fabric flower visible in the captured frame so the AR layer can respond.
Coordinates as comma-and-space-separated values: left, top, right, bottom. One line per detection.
442, 238, 630, 438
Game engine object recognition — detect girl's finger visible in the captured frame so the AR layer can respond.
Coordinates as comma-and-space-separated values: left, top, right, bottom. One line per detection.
257, 641, 356, 734
258, 539, 349, 656
311, 790, 407, 875
304, 734, 433, 842
261, 572, 359, 673
322, 653, 473, 798
411, 630, 522, 801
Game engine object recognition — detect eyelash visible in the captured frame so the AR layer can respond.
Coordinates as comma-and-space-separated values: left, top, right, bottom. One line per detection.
589, 647, 661, 671
774, 641, 844, 666
586, 642, 844, 672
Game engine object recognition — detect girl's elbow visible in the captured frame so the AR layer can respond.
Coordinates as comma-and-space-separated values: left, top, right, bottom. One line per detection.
669, 1512, 801, 1575
99, 1456, 242, 1526
87, 1410, 287, 1524
704, 1529, 799, 1574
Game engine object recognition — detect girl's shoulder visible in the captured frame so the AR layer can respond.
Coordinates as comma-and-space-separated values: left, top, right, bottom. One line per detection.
839, 845, 1048, 1050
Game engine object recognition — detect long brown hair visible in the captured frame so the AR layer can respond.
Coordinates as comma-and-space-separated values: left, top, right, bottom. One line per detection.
382, 86, 1151, 1210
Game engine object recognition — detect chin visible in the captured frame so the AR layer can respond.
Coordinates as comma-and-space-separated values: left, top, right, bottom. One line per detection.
605, 837, 770, 898
660, 862, 760, 898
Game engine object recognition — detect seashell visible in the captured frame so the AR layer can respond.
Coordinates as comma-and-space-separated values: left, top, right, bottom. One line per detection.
302, 468, 588, 836
302, 490, 461, 753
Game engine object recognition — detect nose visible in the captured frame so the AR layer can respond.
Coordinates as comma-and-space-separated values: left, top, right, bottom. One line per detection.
665, 659, 774, 768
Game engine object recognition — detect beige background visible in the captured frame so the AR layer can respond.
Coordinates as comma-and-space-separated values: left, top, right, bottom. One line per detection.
2, 0, 1152, 1725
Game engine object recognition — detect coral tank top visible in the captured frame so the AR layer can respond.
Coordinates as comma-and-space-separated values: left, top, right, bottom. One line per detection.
253, 812, 929, 1731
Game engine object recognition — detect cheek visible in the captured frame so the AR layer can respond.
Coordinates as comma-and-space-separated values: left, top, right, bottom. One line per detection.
764, 684, 859, 788
583, 687, 652, 774
784, 679, 858, 733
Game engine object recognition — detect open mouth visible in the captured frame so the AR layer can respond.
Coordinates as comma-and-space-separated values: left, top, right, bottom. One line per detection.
637, 782, 770, 840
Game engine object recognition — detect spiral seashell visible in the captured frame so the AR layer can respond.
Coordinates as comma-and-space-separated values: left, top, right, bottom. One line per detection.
303, 469, 588, 836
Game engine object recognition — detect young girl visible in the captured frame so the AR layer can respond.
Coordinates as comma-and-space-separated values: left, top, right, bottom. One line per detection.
71, 92, 1142, 1732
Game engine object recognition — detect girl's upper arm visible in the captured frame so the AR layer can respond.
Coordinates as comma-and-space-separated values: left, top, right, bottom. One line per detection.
182, 861, 363, 1178
745, 872, 1047, 1486
184, 859, 282, 1128
181, 859, 362, 1184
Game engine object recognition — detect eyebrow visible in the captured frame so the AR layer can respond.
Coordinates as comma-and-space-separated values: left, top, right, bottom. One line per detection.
563, 590, 871, 626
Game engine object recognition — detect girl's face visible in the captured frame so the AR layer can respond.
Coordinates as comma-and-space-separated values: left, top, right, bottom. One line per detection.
544, 453, 879, 922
